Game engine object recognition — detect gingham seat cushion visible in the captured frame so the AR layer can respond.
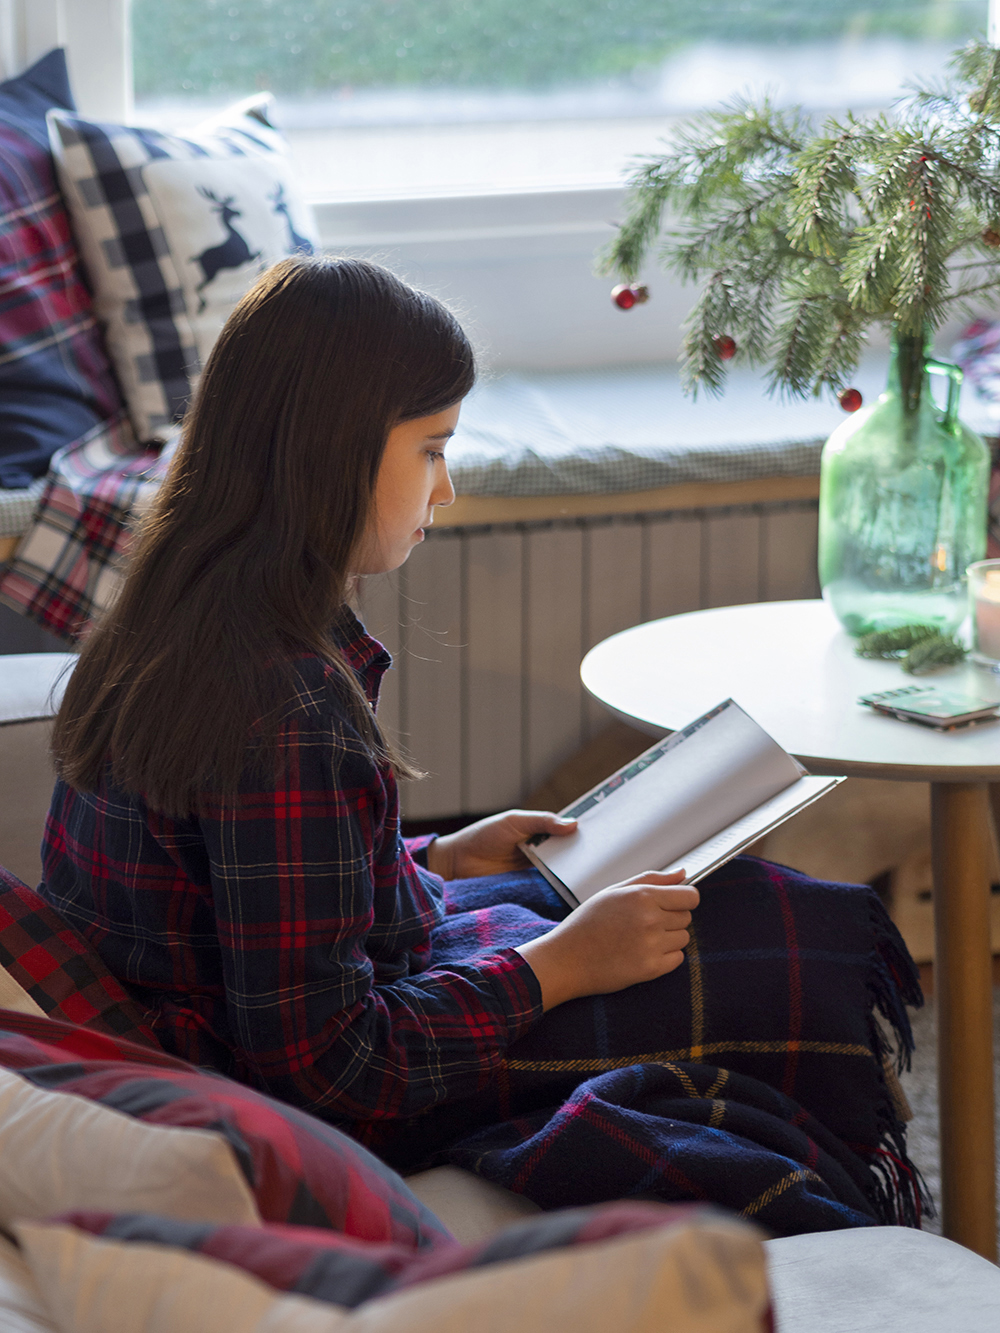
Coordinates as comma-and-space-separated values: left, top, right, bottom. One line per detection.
0, 864, 158, 1045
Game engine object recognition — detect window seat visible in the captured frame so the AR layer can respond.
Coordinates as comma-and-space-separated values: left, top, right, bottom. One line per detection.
0, 357, 905, 560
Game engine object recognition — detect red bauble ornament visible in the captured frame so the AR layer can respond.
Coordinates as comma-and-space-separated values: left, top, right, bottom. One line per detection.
839, 388, 863, 413
983, 228, 1000, 248
611, 283, 649, 310
713, 335, 737, 360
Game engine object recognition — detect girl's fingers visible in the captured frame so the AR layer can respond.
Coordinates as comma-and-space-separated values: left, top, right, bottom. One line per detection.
507, 810, 578, 838
623, 869, 685, 883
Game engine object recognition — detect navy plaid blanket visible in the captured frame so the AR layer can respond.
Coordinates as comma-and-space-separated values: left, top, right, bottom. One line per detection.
358, 857, 925, 1239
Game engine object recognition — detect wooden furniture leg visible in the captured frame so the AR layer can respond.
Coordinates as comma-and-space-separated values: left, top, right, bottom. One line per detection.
931, 782, 997, 1260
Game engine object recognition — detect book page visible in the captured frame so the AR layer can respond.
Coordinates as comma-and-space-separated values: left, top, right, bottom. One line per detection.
526, 699, 805, 903
659, 775, 843, 882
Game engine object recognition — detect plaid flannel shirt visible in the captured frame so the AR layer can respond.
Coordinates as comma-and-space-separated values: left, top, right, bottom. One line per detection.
39, 610, 542, 1121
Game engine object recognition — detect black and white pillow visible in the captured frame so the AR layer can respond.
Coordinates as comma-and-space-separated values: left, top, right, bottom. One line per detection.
48, 96, 318, 441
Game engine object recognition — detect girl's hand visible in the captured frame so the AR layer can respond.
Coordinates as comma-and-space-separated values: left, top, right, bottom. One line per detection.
425, 809, 578, 881
514, 872, 698, 1010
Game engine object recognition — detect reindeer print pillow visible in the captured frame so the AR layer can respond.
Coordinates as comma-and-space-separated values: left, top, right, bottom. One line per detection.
143, 156, 313, 373
47, 97, 317, 441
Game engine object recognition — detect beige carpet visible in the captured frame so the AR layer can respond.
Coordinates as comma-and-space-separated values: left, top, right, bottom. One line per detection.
899, 989, 1000, 1240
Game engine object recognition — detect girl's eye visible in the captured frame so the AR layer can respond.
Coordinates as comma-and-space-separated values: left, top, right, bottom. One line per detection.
426, 450, 445, 462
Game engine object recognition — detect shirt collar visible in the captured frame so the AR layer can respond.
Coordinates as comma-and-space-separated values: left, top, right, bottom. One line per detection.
334, 605, 392, 704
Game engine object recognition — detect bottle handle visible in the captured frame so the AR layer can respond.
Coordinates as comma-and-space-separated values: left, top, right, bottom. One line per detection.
924, 357, 963, 428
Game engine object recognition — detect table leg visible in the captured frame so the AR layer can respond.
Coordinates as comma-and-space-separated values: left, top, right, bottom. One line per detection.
930, 781, 997, 1260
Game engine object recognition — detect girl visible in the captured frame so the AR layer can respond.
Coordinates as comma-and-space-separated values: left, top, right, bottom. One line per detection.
41, 258, 919, 1227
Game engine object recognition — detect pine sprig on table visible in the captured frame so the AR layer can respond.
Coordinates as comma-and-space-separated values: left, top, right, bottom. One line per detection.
855, 625, 967, 674
599, 38, 1000, 401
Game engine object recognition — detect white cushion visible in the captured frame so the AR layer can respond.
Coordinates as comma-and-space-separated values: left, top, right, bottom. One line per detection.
0, 1234, 57, 1333
403, 1166, 540, 1243
0, 1066, 260, 1227
0, 654, 75, 725
766, 1226, 1000, 1333
17, 1213, 770, 1333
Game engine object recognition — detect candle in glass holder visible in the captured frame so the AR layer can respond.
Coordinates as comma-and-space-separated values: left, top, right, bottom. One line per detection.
970, 560, 1000, 663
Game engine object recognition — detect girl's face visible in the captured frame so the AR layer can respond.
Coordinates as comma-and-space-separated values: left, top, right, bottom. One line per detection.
352, 403, 459, 575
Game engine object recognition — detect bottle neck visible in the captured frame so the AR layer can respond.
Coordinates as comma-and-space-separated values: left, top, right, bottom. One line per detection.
887, 328, 932, 414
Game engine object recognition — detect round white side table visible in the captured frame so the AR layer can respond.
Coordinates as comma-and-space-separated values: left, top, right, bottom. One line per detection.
582, 599, 1000, 1260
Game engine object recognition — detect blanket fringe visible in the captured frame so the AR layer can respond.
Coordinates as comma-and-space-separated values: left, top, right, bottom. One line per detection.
863, 889, 933, 1227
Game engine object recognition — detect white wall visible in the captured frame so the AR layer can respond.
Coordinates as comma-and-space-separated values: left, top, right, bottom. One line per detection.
315, 188, 694, 369
0, 0, 131, 120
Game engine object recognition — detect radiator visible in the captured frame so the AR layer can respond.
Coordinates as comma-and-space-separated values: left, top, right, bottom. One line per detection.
356, 499, 820, 818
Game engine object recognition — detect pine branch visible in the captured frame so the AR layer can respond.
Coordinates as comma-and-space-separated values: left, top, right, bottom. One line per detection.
601, 37, 1000, 397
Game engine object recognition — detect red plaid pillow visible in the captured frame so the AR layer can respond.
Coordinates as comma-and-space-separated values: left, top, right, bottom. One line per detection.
0, 866, 158, 1046
54, 1202, 714, 1308
0, 1009, 451, 1249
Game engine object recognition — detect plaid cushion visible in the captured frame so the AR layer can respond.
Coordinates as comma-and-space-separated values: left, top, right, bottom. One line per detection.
0, 1009, 451, 1248
48, 96, 316, 442
0, 48, 122, 489
0, 865, 158, 1045
55, 1202, 721, 1308
0, 412, 174, 639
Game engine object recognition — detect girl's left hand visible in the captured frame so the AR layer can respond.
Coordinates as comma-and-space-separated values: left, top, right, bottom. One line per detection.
425, 809, 577, 880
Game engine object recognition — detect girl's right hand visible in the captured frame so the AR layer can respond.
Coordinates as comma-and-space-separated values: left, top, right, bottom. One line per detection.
514, 871, 699, 1011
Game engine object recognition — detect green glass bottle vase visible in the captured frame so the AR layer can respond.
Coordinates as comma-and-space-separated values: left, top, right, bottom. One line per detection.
818, 329, 990, 636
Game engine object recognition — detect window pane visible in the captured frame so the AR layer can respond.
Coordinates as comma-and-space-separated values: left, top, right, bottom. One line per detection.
131, 1, 989, 196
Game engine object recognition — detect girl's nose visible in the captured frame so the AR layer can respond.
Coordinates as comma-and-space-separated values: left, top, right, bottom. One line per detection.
433, 464, 455, 508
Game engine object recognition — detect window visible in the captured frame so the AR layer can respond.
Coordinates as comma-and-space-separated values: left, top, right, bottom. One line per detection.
131, 1, 989, 199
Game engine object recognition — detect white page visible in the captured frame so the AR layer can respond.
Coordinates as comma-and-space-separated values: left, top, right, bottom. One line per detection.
524, 699, 805, 902
660, 774, 843, 883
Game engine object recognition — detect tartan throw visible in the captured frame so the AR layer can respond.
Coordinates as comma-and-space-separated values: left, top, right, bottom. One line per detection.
55, 1201, 744, 1309
0, 865, 158, 1046
48, 98, 316, 442
354, 858, 926, 1239
0, 49, 122, 488
0, 1012, 450, 1249
0, 411, 175, 639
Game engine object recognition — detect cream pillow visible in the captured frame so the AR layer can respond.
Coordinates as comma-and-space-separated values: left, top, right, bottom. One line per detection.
0, 1067, 259, 1227
0, 1233, 57, 1333
17, 1214, 770, 1333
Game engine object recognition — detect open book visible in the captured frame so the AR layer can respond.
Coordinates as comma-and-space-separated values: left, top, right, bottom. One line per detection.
520, 699, 843, 908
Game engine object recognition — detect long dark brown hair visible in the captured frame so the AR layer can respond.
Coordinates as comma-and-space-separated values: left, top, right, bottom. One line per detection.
52, 257, 475, 815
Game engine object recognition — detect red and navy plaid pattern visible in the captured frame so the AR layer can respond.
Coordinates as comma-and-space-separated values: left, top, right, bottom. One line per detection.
0, 865, 157, 1046
0, 412, 172, 639
0, 49, 122, 489
54, 1202, 737, 1308
0, 1011, 450, 1248
39, 611, 543, 1119
360, 859, 926, 1237
36, 610, 922, 1237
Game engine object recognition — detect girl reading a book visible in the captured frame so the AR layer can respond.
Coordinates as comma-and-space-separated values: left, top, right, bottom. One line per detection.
41, 258, 922, 1232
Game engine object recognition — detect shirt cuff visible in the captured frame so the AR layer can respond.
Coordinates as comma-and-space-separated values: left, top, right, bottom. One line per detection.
475, 946, 545, 1041
403, 833, 437, 869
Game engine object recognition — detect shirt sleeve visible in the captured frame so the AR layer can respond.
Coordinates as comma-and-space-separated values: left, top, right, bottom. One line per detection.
402, 833, 437, 869
196, 698, 543, 1121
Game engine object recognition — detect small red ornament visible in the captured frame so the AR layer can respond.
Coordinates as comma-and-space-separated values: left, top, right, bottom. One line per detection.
611, 283, 649, 310
713, 335, 737, 360
983, 228, 1000, 248
839, 388, 863, 413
